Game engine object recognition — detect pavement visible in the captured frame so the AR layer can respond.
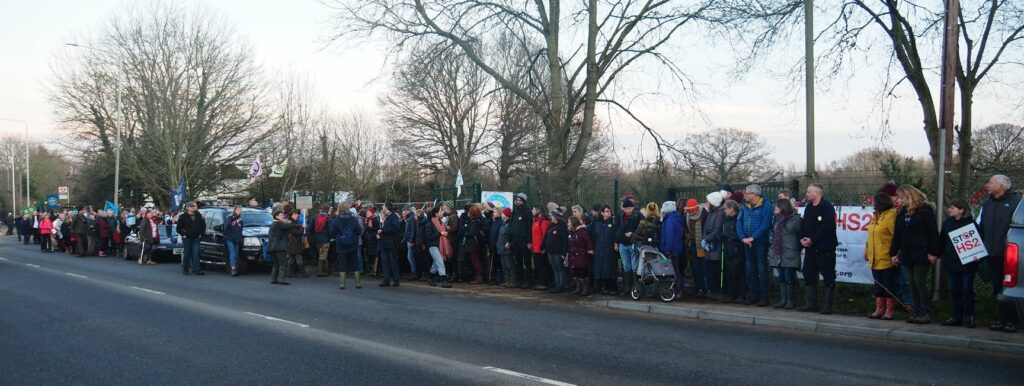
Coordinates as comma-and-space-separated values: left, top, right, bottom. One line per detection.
2, 237, 1023, 385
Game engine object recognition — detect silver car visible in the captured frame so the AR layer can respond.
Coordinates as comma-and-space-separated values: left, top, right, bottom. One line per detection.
1000, 200, 1024, 323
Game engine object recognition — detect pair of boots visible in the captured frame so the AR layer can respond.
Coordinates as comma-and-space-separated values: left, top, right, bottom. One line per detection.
773, 284, 795, 309
798, 286, 834, 314
338, 272, 362, 289
622, 273, 635, 296
570, 278, 591, 296
317, 260, 329, 277
868, 297, 896, 320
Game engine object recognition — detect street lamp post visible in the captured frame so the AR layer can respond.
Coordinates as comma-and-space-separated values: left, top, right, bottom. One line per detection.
0, 118, 28, 214
66, 43, 122, 209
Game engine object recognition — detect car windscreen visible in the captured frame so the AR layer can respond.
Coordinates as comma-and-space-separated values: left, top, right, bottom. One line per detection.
1012, 200, 1024, 226
242, 212, 273, 227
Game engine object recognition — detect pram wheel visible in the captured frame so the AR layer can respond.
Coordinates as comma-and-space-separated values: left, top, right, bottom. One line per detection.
630, 281, 643, 301
657, 282, 676, 303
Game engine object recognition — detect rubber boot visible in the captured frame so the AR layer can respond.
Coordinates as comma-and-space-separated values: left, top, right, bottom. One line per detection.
868, 297, 884, 319
318, 260, 328, 277
622, 274, 633, 296
571, 278, 583, 295
441, 275, 452, 288
819, 287, 834, 315
354, 272, 362, 288
798, 285, 818, 312
580, 278, 591, 296
339, 272, 347, 289
784, 285, 795, 310
774, 285, 788, 308
882, 298, 895, 320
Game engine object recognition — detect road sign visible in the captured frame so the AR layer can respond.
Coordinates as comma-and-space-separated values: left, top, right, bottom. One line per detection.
58, 186, 69, 194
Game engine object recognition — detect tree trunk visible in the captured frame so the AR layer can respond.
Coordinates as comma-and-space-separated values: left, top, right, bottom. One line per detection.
956, 82, 974, 198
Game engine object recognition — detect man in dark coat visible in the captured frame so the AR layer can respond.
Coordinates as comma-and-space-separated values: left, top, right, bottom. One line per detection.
72, 207, 88, 257
799, 184, 838, 314
978, 174, 1023, 331
378, 202, 403, 287
508, 193, 531, 288
176, 202, 207, 275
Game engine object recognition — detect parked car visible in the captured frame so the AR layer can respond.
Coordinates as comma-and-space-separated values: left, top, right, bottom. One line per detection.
121, 222, 183, 262
197, 207, 273, 274
1000, 200, 1024, 323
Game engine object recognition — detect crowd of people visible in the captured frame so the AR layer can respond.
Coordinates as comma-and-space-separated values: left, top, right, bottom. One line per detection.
8, 174, 1021, 333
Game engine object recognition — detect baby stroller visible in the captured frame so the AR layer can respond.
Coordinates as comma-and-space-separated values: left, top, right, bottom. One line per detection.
630, 245, 677, 302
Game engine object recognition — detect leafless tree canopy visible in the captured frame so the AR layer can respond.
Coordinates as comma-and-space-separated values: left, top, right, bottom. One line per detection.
971, 123, 1024, 178
674, 128, 778, 185
49, 2, 269, 205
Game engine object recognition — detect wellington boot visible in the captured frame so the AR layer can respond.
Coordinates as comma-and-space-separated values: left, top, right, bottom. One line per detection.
354, 272, 362, 288
882, 298, 896, 320
339, 272, 347, 289
868, 297, 884, 319
819, 287, 834, 315
783, 285, 795, 310
798, 286, 818, 312
571, 278, 583, 295
773, 285, 788, 308
580, 279, 591, 296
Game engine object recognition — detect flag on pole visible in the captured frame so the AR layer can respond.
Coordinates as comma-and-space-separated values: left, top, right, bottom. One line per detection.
170, 176, 188, 211
269, 160, 288, 178
455, 169, 464, 197
248, 154, 264, 183
105, 200, 120, 215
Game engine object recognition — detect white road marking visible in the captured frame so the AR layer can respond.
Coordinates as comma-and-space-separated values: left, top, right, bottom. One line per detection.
26, 263, 40, 268
482, 367, 576, 386
64, 273, 88, 279
131, 286, 166, 295
0, 257, 8, 260
244, 311, 309, 328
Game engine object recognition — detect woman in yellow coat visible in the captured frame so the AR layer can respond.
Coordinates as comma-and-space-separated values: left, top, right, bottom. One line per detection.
866, 193, 898, 320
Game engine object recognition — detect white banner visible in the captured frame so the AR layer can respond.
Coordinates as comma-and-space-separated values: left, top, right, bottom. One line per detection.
798, 205, 874, 285
482, 191, 513, 209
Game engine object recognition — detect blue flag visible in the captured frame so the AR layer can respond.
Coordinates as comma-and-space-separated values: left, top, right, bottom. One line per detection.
170, 176, 188, 211
105, 200, 120, 215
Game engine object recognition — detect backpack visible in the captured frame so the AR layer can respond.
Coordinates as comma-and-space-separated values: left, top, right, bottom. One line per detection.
338, 219, 357, 246
314, 214, 328, 234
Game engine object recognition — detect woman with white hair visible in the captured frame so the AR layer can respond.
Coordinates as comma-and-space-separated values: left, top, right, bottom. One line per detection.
701, 191, 726, 300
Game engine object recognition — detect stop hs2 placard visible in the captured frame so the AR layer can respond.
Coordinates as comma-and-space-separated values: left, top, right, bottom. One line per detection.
949, 222, 988, 265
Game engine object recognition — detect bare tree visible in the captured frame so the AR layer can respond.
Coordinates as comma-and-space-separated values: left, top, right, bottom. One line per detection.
325, 0, 716, 199
971, 123, 1024, 180
383, 42, 493, 178
674, 128, 778, 185
50, 2, 269, 205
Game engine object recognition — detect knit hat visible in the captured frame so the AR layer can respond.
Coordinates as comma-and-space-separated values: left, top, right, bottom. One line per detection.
881, 181, 898, 197
706, 192, 724, 207
621, 198, 635, 208
501, 208, 512, 217
684, 198, 700, 213
546, 202, 560, 214
661, 201, 677, 213
514, 192, 528, 202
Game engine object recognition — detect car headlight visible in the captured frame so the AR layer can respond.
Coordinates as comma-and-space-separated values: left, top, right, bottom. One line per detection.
243, 237, 261, 247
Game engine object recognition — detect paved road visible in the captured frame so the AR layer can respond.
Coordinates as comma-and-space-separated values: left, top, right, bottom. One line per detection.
1, 238, 1021, 385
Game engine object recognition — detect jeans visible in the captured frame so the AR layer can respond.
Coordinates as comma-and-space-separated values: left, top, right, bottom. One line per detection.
181, 237, 201, 273
428, 246, 447, 276
380, 247, 400, 283
619, 243, 636, 275
226, 241, 239, 269
908, 263, 931, 316
948, 270, 976, 320
775, 267, 797, 285
548, 253, 567, 290
744, 241, 769, 299
802, 250, 836, 288
406, 246, 417, 274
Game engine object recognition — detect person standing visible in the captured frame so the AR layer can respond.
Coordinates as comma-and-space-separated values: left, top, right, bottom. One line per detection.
224, 206, 244, 276
488, 208, 504, 285
889, 185, 941, 324
738, 184, 774, 306
978, 174, 1022, 332
508, 193, 532, 289
615, 198, 641, 296
86, 212, 99, 256
529, 206, 551, 290
52, 213, 65, 253
865, 193, 898, 320
940, 199, 981, 328
39, 213, 53, 252
720, 201, 745, 303
139, 210, 160, 266
799, 184, 839, 314
633, 202, 662, 247
287, 211, 308, 278
769, 198, 802, 310
660, 201, 685, 298
461, 206, 486, 284
592, 205, 618, 295
424, 206, 453, 288
73, 207, 88, 257
268, 210, 301, 285
176, 202, 207, 275
701, 192, 726, 300
403, 206, 420, 280
311, 205, 332, 277
331, 203, 364, 289
496, 208, 514, 287
542, 207, 569, 293
567, 216, 594, 296
684, 199, 708, 296
378, 202, 402, 287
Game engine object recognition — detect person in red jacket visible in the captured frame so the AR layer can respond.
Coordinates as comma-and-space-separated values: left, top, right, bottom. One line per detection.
529, 206, 550, 290
39, 213, 54, 252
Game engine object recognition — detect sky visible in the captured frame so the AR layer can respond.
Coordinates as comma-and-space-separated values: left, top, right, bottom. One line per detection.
0, 0, 1020, 172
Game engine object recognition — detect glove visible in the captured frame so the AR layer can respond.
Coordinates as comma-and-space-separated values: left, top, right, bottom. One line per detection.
700, 240, 710, 251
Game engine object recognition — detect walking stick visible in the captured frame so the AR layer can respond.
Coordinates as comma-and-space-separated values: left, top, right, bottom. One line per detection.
874, 278, 910, 309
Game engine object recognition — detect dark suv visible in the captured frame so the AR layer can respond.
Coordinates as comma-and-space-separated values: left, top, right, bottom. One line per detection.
1001, 200, 1024, 323
197, 207, 273, 274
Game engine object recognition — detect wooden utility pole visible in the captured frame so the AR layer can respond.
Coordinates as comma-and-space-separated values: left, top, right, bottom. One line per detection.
805, 0, 815, 177
935, 0, 960, 301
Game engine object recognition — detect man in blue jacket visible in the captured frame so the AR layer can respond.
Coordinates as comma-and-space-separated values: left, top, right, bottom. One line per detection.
660, 201, 686, 297
738, 184, 774, 306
